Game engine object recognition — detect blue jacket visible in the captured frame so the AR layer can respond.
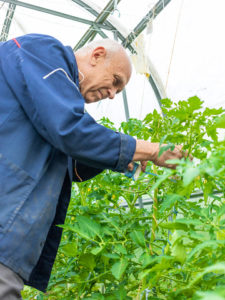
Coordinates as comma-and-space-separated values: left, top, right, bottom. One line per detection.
0, 34, 136, 292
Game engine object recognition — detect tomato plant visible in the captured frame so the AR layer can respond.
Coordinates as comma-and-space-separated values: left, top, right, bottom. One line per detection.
22, 97, 225, 300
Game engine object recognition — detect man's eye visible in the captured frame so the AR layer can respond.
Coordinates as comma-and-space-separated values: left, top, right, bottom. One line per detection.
113, 76, 120, 86
113, 79, 118, 86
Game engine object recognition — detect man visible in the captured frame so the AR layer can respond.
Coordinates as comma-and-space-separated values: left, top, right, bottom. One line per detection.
0, 34, 183, 299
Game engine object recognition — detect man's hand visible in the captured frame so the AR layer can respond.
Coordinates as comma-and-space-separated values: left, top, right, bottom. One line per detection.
132, 140, 185, 169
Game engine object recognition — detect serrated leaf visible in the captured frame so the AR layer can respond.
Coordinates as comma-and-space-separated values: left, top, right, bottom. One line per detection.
130, 230, 146, 247
158, 143, 175, 157
149, 170, 173, 192
77, 216, 102, 239
215, 114, 225, 128
59, 224, 94, 241
91, 247, 103, 255
114, 244, 127, 255
111, 258, 128, 280
203, 107, 224, 116
187, 240, 225, 261
187, 96, 203, 111
159, 194, 180, 212
107, 285, 131, 300
139, 268, 152, 280
189, 262, 225, 287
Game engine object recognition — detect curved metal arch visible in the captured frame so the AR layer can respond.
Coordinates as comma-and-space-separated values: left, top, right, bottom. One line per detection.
72, 0, 134, 53
73, 0, 172, 109
0, 3, 16, 42
0, 0, 114, 31
73, 0, 122, 51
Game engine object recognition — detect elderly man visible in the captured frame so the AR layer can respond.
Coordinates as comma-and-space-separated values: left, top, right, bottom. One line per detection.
0, 34, 182, 299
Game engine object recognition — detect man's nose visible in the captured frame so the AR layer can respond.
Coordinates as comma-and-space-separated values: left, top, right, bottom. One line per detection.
108, 88, 117, 99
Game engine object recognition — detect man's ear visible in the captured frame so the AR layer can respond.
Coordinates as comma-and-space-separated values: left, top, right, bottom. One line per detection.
90, 47, 106, 66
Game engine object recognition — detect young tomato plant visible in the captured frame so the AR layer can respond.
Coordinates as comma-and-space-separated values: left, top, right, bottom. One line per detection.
22, 97, 225, 300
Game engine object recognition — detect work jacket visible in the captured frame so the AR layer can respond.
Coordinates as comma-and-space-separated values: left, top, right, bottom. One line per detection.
0, 34, 136, 291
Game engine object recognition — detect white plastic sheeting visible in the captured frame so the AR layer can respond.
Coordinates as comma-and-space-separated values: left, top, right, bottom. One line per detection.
0, 0, 224, 126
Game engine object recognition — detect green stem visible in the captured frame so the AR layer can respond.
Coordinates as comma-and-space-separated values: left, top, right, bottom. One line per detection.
160, 275, 186, 285
77, 271, 110, 284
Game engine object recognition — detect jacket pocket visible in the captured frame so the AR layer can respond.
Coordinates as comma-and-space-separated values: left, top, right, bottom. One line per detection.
0, 153, 35, 233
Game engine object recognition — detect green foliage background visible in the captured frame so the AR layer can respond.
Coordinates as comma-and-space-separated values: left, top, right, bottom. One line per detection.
22, 97, 225, 300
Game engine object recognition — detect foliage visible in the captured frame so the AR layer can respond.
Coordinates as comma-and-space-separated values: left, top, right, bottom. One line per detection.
22, 97, 225, 299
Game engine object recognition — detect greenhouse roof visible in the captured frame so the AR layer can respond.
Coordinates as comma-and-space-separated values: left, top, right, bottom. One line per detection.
0, 0, 224, 125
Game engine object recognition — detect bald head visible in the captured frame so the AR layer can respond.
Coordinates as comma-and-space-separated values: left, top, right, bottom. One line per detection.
78, 38, 127, 56
75, 39, 132, 103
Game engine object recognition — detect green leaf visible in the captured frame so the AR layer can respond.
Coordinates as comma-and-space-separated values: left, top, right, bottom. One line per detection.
158, 143, 175, 157
183, 165, 200, 186
159, 194, 180, 212
61, 242, 77, 257
159, 222, 188, 231
114, 244, 127, 255
189, 262, 225, 287
77, 215, 102, 239
195, 291, 224, 300
111, 258, 128, 280
176, 218, 203, 226
187, 96, 203, 111
187, 240, 225, 261
171, 241, 186, 264
215, 114, 225, 128
138, 268, 152, 280
106, 285, 132, 300
103, 253, 120, 259
59, 224, 94, 241
203, 107, 224, 116
129, 230, 146, 247
83, 293, 105, 300
79, 253, 96, 271
149, 170, 173, 192
91, 247, 103, 255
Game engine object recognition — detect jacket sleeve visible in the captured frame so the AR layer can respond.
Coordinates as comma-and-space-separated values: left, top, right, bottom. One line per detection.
1, 36, 136, 172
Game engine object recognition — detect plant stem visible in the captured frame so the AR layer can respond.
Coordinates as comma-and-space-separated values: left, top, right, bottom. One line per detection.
150, 165, 158, 254
77, 270, 110, 284
160, 275, 186, 285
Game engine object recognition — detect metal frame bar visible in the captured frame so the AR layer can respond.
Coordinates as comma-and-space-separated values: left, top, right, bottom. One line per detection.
120, 0, 172, 107
149, 76, 163, 108
0, 3, 16, 42
0, 0, 172, 114
0, 0, 112, 30
122, 89, 130, 121
74, 0, 122, 50
72, 0, 134, 52
122, 0, 172, 50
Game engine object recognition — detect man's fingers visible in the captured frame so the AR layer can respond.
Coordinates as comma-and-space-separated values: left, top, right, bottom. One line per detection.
127, 162, 134, 171
140, 161, 148, 172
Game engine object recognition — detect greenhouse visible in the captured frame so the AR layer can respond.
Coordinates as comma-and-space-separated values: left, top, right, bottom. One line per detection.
0, 0, 225, 299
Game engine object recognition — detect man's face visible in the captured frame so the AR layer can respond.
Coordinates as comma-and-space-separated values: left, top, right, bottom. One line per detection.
79, 47, 131, 103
